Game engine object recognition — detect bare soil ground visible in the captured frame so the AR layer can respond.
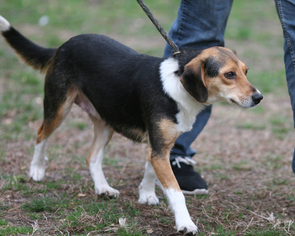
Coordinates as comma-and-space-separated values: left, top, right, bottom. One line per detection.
1, 92, 295, 235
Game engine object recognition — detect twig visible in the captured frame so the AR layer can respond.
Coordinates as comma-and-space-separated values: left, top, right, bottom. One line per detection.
242, 217, 253, 233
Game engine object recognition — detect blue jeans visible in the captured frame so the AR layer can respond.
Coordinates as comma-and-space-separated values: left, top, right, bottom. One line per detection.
163, 0, 233, 159
275, 0, 295, 173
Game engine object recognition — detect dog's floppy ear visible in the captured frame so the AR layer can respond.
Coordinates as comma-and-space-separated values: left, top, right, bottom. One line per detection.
180, 62, 208, 103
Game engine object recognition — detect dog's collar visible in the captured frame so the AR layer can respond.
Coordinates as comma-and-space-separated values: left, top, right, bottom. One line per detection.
173, 51, 181, 56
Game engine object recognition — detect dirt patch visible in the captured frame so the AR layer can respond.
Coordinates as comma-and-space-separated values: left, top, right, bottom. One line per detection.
1, 92, 295, 235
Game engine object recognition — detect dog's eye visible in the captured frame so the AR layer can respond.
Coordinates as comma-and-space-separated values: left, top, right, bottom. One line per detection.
224, 71, 236, 79
245, 69, 249, 75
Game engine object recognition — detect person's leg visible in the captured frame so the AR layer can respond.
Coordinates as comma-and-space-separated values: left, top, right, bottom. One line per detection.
274, 0, 295, 174
163, 0, 234, 57
163, 0, 234, 193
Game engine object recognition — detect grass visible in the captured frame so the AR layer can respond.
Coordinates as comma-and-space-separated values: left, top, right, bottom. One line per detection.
0, 225, 33, 235
19, 193, 144, 235
0, 0, 295, 235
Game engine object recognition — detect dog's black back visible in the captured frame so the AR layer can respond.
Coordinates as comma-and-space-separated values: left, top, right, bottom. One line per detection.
49, 34, 178, 142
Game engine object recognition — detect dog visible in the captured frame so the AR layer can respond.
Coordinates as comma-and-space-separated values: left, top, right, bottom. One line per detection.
0, 15, 262, 235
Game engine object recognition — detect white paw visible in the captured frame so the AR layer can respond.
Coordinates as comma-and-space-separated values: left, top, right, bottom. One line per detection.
29, 164, 45, 181
177, 221, 198, 235
138, 191, 159, 205
95, 185, 120, 197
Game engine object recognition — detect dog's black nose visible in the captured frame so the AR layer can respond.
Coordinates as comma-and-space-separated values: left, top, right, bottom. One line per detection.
252, 93, 263, 104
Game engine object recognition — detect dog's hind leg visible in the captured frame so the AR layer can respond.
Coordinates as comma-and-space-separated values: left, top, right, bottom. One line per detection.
30, 85, 75, 181
86, 115, 118, 197
138, 161, 159, 205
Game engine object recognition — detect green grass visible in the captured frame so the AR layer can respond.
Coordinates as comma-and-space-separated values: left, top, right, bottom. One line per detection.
70, 121, 88, 130
22, 196, 61, 213
249, 70, 287, 94
0, 226, 33, 235
20, 195, 143, 234
270, 115, 293, 139
236, 122, 267, 130
226, 1, 280, 41
245, 230, 289, 236
1, 0, 179, 46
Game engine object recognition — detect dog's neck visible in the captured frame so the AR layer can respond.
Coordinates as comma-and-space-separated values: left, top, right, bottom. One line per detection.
160, 57, 206, 133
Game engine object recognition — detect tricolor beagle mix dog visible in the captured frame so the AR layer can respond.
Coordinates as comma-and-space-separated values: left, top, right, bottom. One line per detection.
0, 15, 262, 235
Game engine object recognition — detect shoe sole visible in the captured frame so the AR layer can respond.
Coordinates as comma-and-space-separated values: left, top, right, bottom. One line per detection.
156, 179, 208, 195
182, 189, 208, 195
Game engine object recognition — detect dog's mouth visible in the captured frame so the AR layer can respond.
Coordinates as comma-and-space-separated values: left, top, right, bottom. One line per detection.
229, 98, 247, 107
230, 94, 263, 108
230, 99, 238, 105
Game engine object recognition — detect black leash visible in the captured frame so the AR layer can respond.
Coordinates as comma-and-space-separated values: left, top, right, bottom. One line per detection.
137, 0, 180, 55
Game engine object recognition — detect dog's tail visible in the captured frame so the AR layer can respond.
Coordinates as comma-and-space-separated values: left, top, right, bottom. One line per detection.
0, 15, 57, 73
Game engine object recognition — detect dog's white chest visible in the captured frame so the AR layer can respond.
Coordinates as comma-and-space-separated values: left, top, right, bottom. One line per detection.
175, 107, 200, 133
160, 58, 205, 134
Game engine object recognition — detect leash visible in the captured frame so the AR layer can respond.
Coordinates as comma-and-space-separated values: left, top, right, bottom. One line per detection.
136, 0, 181, 55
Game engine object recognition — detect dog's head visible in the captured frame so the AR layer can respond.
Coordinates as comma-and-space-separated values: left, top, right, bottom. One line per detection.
179, 47, 263, 108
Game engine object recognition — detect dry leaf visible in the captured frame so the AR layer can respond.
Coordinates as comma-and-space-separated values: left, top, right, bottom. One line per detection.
147, 229, 153, 234
119, 218, 127, 228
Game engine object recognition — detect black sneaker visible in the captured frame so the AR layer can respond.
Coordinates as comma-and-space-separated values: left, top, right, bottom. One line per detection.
171, 156, 208, 195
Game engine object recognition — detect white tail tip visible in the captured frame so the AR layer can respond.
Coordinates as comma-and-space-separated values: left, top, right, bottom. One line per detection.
0, 15, 10, 32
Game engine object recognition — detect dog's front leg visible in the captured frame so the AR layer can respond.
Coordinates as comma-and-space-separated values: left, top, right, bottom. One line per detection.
146, 119, 198, 235
150, 152, 198, 234
138, 161, 159, 205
